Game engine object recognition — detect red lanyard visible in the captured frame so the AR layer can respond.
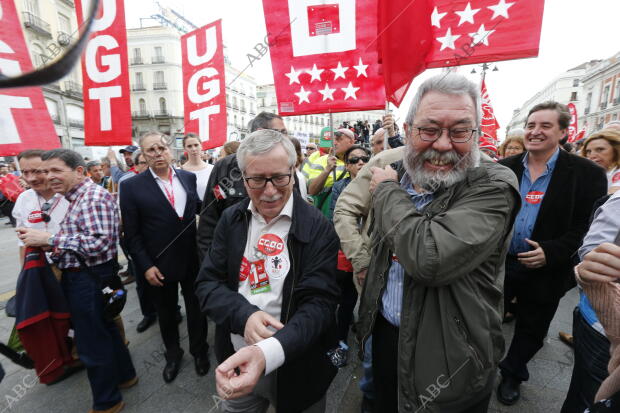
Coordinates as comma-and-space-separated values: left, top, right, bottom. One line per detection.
161, 170, 175, 208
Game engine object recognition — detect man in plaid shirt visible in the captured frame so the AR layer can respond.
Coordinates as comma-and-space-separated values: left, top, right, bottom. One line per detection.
18, 149, 136, 413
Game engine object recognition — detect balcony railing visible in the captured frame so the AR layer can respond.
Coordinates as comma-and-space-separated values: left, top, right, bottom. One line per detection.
153, 82, 167, 90
22, 12, 52, 38
58, 0, 75, 7
132, 111, 151, 119
154, 110, 170, 117
68, 118, 84, 128
64, 80, 82, 96
132, 84, 146, 91
614, 97, 620, 106
601, 102, 608, 110
152, 56, 166, 64
130, 57, 144, 65
584, 108, 590, 115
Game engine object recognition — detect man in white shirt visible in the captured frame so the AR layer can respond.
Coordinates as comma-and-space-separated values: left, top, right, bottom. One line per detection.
13, 150, 69, 262
195, 130, 340, 412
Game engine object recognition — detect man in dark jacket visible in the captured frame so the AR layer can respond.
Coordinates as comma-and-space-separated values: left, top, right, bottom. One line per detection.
195, 129, 339, 412
197, 112, 288, 259
496, 102, 608, 405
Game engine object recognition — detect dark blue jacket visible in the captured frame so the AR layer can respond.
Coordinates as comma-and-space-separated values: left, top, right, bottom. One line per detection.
120, 168, 200, 283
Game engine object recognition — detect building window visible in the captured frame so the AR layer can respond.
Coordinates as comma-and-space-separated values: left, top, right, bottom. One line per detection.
135, 72, 143, 86
153, 47, 164, 63
615, 82, 620, 104
570, 92, 578, 101
240, 100, 246, 112
24, 0, 40, 16
154, 71, 165, 89
159, 97, 167, 114
586, 92, 592, 111
139, 98, 146, 113
603, 85, 611, 104
572, 79, 579, 87
58, 13, 71, 34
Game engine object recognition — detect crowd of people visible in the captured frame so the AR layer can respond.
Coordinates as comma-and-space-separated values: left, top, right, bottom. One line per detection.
1, 73, 619, 413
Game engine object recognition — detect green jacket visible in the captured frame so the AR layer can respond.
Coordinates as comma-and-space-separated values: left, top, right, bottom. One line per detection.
357, 158, 520, 413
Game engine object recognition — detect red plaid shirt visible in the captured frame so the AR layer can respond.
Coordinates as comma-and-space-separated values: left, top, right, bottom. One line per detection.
51, 179, 119, 269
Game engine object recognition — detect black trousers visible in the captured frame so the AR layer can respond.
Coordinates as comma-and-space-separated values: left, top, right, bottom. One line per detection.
372, 313, 490, 413
500, 257, 561, 382
561, 307, 610, 413
149, 274, 208, 359
336, 270, 358, 343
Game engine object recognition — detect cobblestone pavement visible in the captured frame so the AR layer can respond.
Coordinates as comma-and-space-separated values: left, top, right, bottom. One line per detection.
0, 217, 577, 412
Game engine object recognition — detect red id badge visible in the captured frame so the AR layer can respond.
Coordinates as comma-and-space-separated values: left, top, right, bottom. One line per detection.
249, 259, 271, 294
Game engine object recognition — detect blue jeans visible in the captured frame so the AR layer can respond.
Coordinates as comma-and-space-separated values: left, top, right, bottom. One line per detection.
62, 262, 136, 410
360, 335, 374, 399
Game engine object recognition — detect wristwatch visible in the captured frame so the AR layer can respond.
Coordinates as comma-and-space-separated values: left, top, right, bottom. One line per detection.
47, 235, 55, 247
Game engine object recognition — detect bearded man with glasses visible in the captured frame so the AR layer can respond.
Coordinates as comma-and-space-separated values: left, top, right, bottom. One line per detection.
354, 73, 521, 413
195, 129, 340, 413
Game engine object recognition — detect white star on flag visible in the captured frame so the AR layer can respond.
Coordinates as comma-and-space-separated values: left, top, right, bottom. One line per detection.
488, 0, 515, 20
294, 86, 311, 104
469, 24, 495, 46
455, 2, 480, 26
431, 6, 447, 28
436, 28, 460, 51
306, 64, 324, 82
353, 58, 368, 77
342, 82, 360, 100
318, 83, 336, 101
285, 66, 302, 85
331, 62, 349, 80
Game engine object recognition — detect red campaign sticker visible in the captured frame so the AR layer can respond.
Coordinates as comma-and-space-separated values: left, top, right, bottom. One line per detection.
612, 172, 620, 183
257, 234, 285, 256
239, 257, 250, 282
27, 211, 44, 224
249, 259, 271, 294
525, 191, 544, 205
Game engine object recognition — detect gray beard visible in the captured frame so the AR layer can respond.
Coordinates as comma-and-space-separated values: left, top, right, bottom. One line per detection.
403, 144, 481, 192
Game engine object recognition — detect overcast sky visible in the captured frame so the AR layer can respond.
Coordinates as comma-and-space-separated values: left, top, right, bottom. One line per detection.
125, 0, 620, 140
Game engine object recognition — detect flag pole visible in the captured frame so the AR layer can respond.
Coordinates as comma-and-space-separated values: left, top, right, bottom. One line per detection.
329, 110, 336, 182
384, 101, 390, 151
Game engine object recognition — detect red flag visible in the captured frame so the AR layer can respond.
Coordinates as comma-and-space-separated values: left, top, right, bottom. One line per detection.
425, 0, 545, 68
0, 0, 60, 156
181, 20, 227, 150
378, 0, 433, 106
572, 129, 586, 143
262, 0, 386, 116
480, 79, 500, 142
567, 103, 579, 142
75, 0, 132, 146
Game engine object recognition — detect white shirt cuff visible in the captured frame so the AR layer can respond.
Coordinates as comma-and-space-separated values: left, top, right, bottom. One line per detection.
254, 337, 285, 375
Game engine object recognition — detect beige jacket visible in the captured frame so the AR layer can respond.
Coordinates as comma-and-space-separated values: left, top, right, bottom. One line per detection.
333, 147, 404, 287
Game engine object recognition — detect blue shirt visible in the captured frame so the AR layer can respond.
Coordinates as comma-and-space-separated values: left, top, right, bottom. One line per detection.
509, 149, 560, 255
381, 174, 434, 327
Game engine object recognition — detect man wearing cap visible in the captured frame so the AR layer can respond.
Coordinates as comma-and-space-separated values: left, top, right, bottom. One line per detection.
108, 145, 139, 185
479, 139, 499, 161
303, 128, 354, 197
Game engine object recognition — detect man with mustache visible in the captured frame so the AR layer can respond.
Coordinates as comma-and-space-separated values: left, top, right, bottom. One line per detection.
195, 129, 339, 412
496, 102, 607, 406
356, 73, 520, 413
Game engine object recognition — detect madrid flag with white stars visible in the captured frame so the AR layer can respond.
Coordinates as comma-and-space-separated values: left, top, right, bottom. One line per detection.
426, 0, 545, 68
262, 0, 386, 116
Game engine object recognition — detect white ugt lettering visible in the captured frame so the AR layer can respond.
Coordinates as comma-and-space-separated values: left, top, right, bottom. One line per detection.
190, 106, 220, 143
89, 86, 121, 131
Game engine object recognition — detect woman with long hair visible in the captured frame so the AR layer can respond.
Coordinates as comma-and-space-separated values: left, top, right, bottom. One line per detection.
180, 133, 214, 202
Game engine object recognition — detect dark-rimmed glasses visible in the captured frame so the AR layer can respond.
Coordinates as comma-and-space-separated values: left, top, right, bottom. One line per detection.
244, 173, 292, 189
415, 127, 478, 143
347, 156, 370, 164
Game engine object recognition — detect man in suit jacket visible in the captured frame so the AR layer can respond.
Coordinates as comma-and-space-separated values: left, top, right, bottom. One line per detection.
120, 131, 209, 383
496, 102, 607, 405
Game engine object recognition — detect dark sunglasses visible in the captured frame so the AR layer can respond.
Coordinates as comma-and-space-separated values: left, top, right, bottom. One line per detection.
347, 156, 370, 164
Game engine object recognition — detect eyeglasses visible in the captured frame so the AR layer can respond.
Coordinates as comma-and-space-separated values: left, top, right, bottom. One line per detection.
144, 145, 169, 156
306, 147, 317, 151
244, 173, 292, 189
505, 146, 523, 151
137, 161, 147, 165
415, 127, 478, 143
347, 156, 370, 164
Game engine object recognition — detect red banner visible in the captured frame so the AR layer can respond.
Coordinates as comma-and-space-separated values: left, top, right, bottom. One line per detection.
181, 20, 227, 150
567, 103, 579, 142
0, 0, 60, 156
480, 79, 500, 142
75, 0, 131, 146
379, 0, 432, 106
425, 0, 545, 68
262, 0, 386, 116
